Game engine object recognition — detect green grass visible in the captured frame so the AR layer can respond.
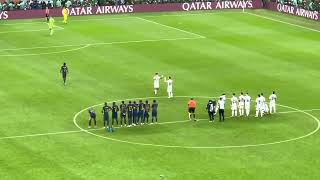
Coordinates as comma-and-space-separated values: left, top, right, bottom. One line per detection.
0, 9, 320, 179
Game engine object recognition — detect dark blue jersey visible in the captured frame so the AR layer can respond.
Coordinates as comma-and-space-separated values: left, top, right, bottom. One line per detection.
133, 104, 138, 113
138, 103, 144, 112
102, 105, 111, 114
89, 110, 96, 118
127, 104, 133, 113
144, 103, 151, 113
60, 65, 68, 74
112, 105, 119, 113
151, 103, 158, 113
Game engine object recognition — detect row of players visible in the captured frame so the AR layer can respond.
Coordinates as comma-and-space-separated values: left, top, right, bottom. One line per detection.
213, 91, 277, 121
88, 100, 159, 129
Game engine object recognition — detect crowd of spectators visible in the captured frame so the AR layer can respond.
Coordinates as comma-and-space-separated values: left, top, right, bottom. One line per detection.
0, 0, 319, 12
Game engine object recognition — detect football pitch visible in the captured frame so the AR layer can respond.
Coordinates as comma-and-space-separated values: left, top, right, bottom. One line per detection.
1, 9, 320, 179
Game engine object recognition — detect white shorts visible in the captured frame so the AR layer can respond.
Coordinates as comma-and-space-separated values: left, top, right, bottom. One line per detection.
245, 104, 250, 110
239, 103, 244, 109
167, 88, 172, 93
269, 102, 275, 107
154, 83, 159, 89
231, 104, 237, 110
256, 105, 262, 111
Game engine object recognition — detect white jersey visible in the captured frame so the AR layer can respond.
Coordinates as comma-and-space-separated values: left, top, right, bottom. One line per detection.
269, 94, 277, 104
220, 95, 226, 102
244, 95, 251, 108
239, 95, 245, 106
231, 96, 238, 110
218, 100, 225, 110
166, 79, 173, 92
261, 96, 266, 106
256, 97, 263, 109
153, 75, 161, 88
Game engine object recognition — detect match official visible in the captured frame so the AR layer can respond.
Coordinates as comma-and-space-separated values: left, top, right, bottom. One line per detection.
188, 98, 196, 121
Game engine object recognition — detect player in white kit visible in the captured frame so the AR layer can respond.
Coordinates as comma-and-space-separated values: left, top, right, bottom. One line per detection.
269, 91, 277, 114
260, 93, 268, 115
238, 92, 245, 116
244, 92, 251, 116
255, 94, 263, 117
231, 93, 238, 117
164, 76, 173, 98
153, 73, 163, 95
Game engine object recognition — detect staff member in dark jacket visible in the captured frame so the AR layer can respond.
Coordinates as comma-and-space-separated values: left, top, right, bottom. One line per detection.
206, 100, 215, 122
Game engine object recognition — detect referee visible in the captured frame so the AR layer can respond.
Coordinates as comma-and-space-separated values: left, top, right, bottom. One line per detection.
188, 98, 196, 121
217, 97, 225, 122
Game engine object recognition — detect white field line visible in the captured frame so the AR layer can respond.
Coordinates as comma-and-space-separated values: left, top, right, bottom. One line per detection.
0, 108, 319, 140
245, 12, 320, 33
136, 17, 206, 39
0, 37, 202, 56
0, 26, 64, 34
0, 11, 239, 26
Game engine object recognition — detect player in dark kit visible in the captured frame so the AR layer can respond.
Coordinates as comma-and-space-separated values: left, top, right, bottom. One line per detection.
151, 100, 158, 124
88, 108, 96, 128
119, 101, 127, 127
112, 102, 119, 127
132, 101, 138, 126
127, 101, 134, 127
101, 102, 112, 128
60, 63, 68, 86
138, 100, 144, 124
144, 100, 151, 124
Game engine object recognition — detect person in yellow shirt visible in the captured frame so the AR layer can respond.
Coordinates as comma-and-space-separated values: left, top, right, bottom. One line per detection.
62, 6, 68, 24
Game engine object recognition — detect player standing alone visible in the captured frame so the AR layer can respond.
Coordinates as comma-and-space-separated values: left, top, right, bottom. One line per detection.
48, 16, 55, 36
164, 76, 173, 98
62, 6, 68, 24
60, 63, 68, 85
45, 7, 50, 22
188, 98, 196, 121
269, 91, 277, 114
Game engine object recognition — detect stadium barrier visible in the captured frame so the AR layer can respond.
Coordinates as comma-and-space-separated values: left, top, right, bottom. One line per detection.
0, 1, 262, 20
266, 2, 319, 21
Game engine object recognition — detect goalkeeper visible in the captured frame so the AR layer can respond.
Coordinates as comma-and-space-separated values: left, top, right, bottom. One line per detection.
48, 16, 55, 36
62, 6, 68, 24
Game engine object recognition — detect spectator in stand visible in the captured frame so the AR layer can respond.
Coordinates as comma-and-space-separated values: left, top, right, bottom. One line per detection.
8, 1, 14, 10
56, 0, 62, 8
66, 0, 72, 7
0, 2, 2, 11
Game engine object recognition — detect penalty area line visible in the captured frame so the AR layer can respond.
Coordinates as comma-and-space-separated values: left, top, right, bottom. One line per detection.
0, 108, 319, 141
244, 12, 320, 33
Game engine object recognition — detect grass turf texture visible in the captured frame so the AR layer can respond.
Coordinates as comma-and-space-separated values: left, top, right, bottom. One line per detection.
0, 9, 320, 179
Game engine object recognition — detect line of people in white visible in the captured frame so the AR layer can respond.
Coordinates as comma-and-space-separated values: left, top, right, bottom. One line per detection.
218, 91, 277, 117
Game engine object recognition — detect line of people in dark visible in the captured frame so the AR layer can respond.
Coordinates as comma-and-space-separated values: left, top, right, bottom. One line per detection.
88, 100, 158, 129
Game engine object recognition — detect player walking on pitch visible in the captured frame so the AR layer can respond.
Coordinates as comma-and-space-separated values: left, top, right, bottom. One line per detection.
60, 63, 68, 85
48, 16, 55, 36
231, 93, 238, 117
164, 76, 173, 98
239, 92, 245, 116
269, 91, 277, 114
153, 73, 163, 95
244, 92, 251, 116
